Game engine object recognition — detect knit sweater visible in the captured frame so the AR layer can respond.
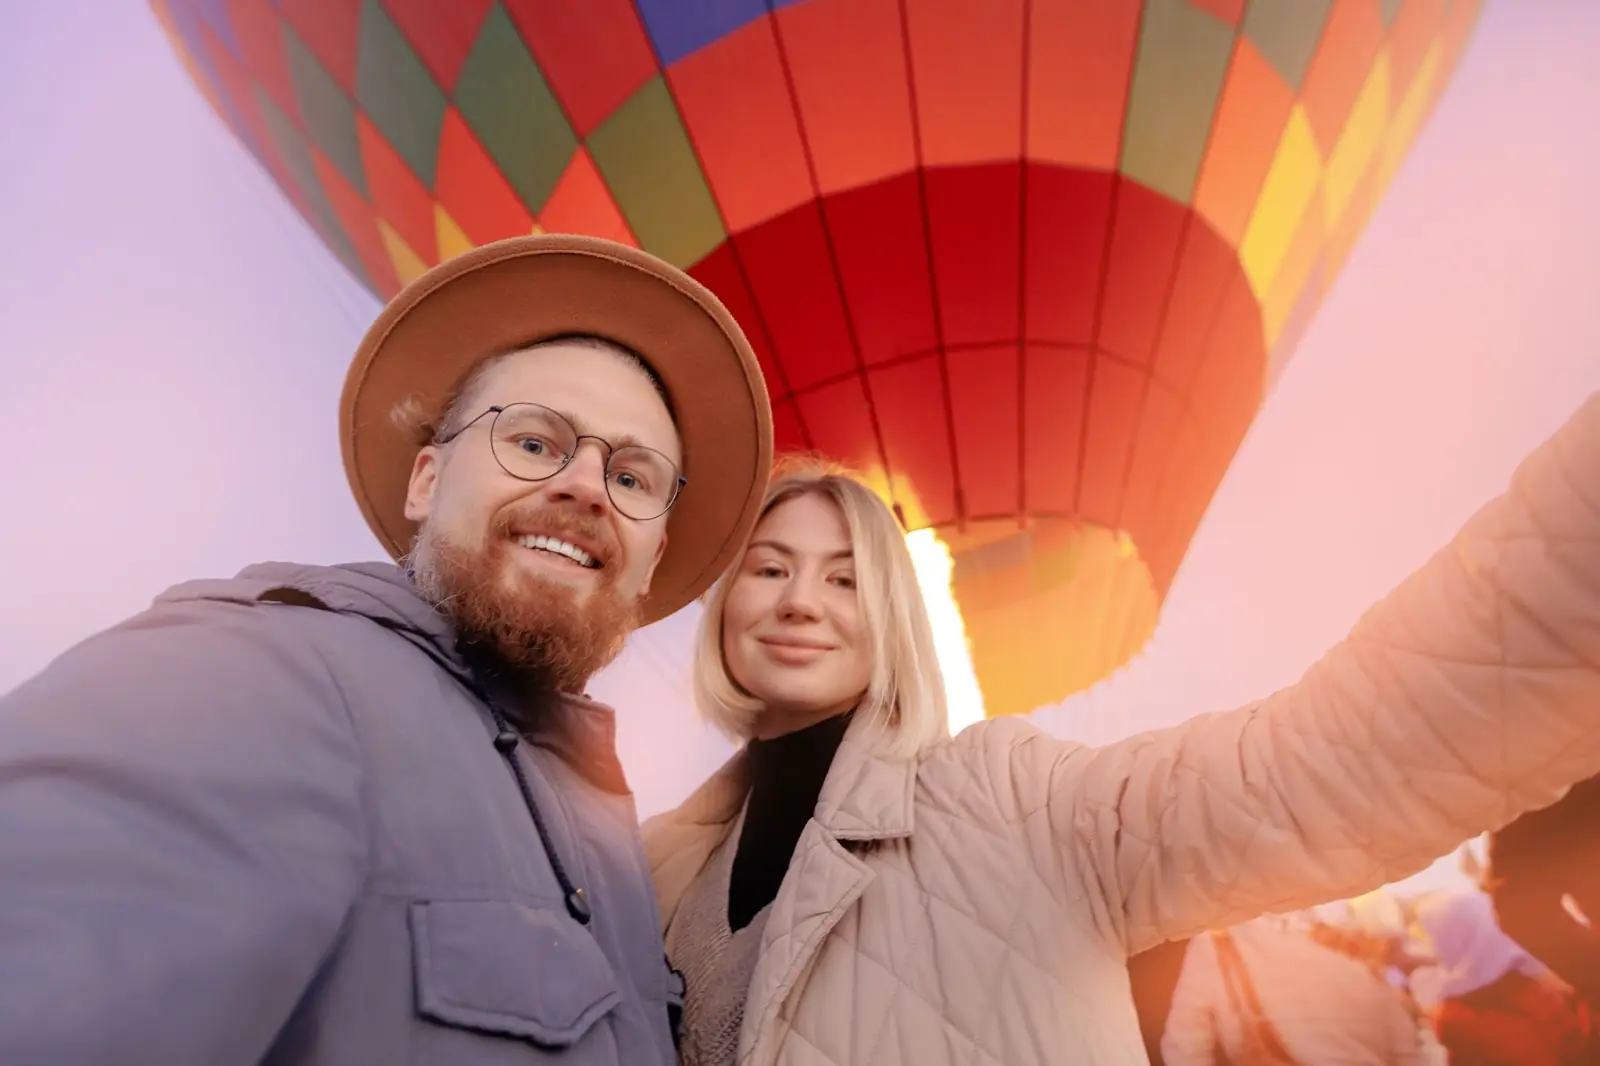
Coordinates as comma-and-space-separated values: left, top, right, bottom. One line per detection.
667, 713, 853, 1065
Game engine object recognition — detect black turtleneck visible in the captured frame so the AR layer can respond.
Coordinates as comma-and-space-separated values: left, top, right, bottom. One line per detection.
726, 711, 853, 932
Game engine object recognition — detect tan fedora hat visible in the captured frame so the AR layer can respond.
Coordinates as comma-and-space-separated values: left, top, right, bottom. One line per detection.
339, 234, 773, 626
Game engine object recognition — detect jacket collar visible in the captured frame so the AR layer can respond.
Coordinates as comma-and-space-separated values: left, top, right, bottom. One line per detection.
473, 664, 632, 796
669, 709, 917, 840
197, 568, 634, 797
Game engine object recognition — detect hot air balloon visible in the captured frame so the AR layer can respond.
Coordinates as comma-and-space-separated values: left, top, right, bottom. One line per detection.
151, 0, 1482, 722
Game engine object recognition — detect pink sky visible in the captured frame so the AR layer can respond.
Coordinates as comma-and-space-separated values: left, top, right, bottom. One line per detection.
2, 1, 1596, 896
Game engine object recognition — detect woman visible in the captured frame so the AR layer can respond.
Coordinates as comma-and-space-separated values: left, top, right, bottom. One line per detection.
1414, 892, 1594, 1065
643, 396, 1600, 1065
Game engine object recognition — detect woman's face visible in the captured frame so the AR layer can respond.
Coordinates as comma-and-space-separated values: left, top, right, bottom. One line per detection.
721, 492, 872, 738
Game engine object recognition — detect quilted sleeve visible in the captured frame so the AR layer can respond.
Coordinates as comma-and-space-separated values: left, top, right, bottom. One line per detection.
999, 394, 1600, 956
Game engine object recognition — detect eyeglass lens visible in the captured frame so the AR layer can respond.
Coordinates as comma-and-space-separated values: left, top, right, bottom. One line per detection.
489, 404, 680, 519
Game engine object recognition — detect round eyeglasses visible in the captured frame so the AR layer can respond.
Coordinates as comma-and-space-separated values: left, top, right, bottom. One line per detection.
436, 403, 686, 521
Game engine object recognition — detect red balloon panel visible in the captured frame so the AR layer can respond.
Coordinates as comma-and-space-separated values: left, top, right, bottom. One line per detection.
868, 356, 958, 528
1151, 218, 1241, 396
198, 14, 294, 200
793, 376, 881, 474
1191, 272, 1264, 432
682, 243, 785, 392
357, 114, 437, 262
1025, 0, 1139, 170
1119, 384, 1187, 544
314, 149, 400, 297
501, 0, 656, 137
821, 175, 940, 366
775, 0, 917, 195
771, 400, 810, 458
731, 206, 857, 394
1021, 167, 1115, 348
946, 344, 1022, 520
539, 150, 637, 248
903, 0, 1024, 167
1021, 347, 1090, 516
1100, 181, 1190, 367
925, 165, 1023, 348
1145, 415, 1208, 593
278, 0, 362, 98
228, 0, 301, 125
1078, 356, 1146, 531
669, 18, 812, 237
434, 109, 532, 244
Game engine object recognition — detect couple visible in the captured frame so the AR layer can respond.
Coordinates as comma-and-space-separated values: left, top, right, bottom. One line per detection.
0, 234, 1596, 1066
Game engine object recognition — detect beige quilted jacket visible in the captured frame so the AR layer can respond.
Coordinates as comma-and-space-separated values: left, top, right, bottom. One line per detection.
643, 394, 1600, 1066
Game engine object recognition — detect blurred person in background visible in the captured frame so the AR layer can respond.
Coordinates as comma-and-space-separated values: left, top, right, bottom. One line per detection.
1162, 917, 1430, 1066
1415, 891, 1595, 1066
1487, 771, 1600, 1004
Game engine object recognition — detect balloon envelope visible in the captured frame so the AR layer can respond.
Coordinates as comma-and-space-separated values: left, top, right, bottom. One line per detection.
152, 0, 1482, 717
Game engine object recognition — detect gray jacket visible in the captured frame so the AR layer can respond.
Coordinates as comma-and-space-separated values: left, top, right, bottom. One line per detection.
0, 561, 682, 1065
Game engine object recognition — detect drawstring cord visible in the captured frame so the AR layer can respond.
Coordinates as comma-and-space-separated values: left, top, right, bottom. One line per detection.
487, 695, 686, 1045
404, 556, 593, 927
485, 698, 593, 926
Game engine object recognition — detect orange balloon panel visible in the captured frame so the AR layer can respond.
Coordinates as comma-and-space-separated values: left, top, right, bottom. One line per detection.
152, 0, 1484, 716
945, 520, 1160, 719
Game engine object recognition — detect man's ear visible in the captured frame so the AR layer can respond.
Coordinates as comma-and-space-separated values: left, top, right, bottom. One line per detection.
404, 446, 441, 523
637, 529, 669, 599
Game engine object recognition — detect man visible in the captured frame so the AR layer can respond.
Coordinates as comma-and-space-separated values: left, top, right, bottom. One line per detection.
0, 235, 773, 1065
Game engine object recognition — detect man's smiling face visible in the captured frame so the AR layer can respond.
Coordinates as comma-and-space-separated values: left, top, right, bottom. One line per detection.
403, 337, 680, 689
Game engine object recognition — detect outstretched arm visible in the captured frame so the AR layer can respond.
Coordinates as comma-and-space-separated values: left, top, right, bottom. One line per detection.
997, 394, 1600, 954
0, 599, 368, 1066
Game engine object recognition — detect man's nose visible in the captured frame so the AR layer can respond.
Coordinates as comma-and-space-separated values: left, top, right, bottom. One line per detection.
543, 441, 611, 512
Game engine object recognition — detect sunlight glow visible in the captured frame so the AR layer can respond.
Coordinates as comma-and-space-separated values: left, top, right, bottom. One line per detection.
904, 529, 987, 735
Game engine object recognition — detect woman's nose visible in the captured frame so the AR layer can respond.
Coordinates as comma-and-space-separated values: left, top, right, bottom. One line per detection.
775, 578, 824, 620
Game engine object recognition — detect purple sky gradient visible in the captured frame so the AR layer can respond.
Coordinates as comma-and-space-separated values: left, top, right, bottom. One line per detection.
2, 1, 1596, 896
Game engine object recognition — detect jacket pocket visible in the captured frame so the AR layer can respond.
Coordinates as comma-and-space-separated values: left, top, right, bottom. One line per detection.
410, 899, 622, 1048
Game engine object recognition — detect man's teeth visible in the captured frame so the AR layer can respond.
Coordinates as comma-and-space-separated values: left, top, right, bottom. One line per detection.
515, 534, 598, 568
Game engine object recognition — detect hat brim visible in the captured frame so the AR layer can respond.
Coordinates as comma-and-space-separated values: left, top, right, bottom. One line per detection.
339, 234, 773, 626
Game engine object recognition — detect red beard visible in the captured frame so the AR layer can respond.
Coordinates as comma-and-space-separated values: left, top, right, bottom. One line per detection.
409, 505, 639, 693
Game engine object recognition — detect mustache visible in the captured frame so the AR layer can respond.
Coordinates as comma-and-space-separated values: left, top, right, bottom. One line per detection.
410, 515, 638, 692
491, 503, 619, 568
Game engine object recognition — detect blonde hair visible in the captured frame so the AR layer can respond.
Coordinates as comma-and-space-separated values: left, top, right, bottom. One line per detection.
692, 457, 950, 759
